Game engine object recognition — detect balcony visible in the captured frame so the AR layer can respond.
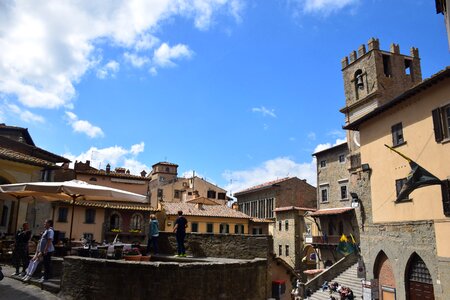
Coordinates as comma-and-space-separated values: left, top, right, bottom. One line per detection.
311, 235, 341, 245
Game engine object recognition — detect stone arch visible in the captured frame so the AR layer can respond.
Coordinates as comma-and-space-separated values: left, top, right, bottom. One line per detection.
374, 250, 396, 299
405, 252, 434, 300
0, 174, 13, 184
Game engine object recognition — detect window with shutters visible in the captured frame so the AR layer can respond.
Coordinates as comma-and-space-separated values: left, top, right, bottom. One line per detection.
391, 122, 405, 146
432, 105, 450, 142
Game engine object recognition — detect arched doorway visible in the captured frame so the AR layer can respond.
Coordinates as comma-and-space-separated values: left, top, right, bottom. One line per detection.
374, 251, 396, 300
405, 253, 434, 300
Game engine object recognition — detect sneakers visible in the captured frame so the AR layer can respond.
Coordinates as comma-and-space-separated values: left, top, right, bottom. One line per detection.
38, 276, 48, 283
180, 253, 186, 257
11, 271, 20, 276
23, 275, 30, 282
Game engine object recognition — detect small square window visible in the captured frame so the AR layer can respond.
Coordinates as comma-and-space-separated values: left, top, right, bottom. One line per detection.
396, 178, 408, 200
58, 207, 68, 223
320, 160, 327, 168
340, 185, 348, 200
391, 123, 404, 146
85, 208, 96, 224
191, 222, 198, 232
234, 224, 244, 234
320, 187, 329, 203
207, 190, 216, 199
206, 223, 214, 233
339, 154, 346, 163
174, 190, 180, 198
219, 223, 229, 233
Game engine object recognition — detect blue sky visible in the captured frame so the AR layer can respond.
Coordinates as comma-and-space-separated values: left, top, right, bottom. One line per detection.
0, 0, 449, 194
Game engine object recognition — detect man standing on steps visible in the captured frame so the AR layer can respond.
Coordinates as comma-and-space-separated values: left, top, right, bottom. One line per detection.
39, 219, 55, 282
173, 210, 187, 257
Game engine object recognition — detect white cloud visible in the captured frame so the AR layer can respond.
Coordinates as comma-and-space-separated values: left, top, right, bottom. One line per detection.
0, 1, 243, 110
307, 132, 316, 141
327, 129, 346, 138
63, 142, 149, 175
6, 104, 45, 123
223, 157, 317, 195
313, 138, 347, 153
130, 142, 145, 155
153, 43, 193, 68
292, 0, 359, 15
96, 60, 120, 79
65, 111, 104, 138
123, 52, 150, 68
134, 34, 160, 52
252, 106, 277, 118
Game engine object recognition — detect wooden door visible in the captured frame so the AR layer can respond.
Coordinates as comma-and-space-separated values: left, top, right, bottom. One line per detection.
408, 281, 434, 300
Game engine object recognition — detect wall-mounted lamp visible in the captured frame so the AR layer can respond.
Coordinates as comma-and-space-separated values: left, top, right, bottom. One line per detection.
350, 192, 360, 208
361, 163, 371, 172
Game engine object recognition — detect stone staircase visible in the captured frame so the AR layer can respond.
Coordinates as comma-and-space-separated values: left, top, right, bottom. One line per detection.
308, 262, 362, 300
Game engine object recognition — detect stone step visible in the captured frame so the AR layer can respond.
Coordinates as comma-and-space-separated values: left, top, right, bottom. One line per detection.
309, 262, 361, 300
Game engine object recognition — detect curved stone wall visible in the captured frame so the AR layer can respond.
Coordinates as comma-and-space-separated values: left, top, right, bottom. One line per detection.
60, 256, 267, 300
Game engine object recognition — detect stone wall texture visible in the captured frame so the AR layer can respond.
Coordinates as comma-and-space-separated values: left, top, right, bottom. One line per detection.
157, 231, 273, 259
60, 256, 268, 300
361, 221, 450, 299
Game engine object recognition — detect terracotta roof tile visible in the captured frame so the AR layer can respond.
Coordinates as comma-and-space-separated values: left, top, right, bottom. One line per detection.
76, 169, 151, 180
234, 177, 292, 195
250, 218, 275, 223
274, 206, 317, 212
308, 207, 354, 217
163, 202, 251, 219
74, 200, 158, 211
0, 147, 56, 167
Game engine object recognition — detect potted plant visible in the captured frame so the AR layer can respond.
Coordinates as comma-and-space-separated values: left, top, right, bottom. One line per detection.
123, 247, 142, 261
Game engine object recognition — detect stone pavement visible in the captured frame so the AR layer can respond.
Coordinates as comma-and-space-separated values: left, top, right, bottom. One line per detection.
0, 264, 61, 300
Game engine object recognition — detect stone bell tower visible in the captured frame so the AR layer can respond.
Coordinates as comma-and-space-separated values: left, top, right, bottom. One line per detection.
340, 38, 422, 154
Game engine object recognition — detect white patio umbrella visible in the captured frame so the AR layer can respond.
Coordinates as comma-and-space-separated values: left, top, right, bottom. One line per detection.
0, 180, 148, 244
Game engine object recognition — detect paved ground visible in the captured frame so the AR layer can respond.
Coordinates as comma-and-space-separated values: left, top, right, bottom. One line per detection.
0, 265, 61, 300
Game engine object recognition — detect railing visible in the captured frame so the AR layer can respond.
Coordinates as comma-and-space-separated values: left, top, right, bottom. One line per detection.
311, 235, 341, 245
300, 252, 359, 297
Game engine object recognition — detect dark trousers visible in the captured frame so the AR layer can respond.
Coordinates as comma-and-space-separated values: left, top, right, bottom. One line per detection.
42, 252, 52, 280
176, 232, 186, 255
146, 236, 159, 254
12, 247, 29, 273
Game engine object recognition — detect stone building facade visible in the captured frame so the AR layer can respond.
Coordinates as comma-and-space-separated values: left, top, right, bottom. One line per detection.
310, 142, 360, 268
273, 206, 315, 276
234, 177, 316, 219
342, 38, 450, 299
149, 161, 228, 205
235, 177, 316, 276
